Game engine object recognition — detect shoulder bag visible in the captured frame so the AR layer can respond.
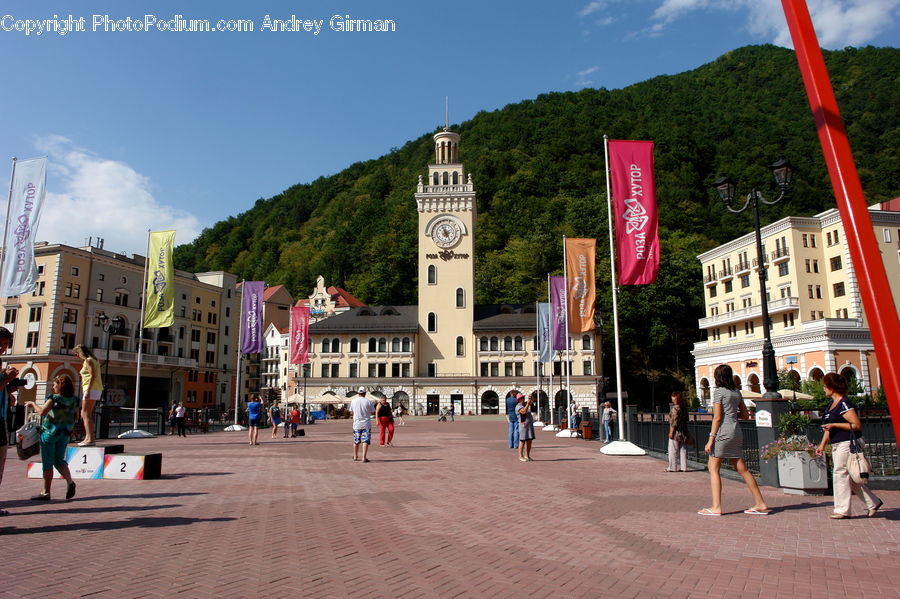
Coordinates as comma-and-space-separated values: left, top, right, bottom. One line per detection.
847, 436, 870, 485
16, 405, 41, 460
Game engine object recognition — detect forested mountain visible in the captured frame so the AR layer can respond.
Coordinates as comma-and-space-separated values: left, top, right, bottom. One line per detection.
175, 44, 900, 402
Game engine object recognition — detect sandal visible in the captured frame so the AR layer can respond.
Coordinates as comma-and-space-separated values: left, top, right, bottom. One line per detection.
0, 508, 9, 516
30, 493, 51, 501
697, 508, 721, 516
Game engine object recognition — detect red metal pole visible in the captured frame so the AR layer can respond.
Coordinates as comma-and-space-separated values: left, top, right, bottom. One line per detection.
782, 0, 900, 444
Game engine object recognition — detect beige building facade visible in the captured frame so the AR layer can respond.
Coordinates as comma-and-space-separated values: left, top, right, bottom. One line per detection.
1, 242, 237, 413
291, 128, 603, 415
692, 205, 900, 402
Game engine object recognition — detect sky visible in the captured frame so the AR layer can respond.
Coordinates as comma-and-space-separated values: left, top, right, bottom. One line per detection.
1, 0, 898, 257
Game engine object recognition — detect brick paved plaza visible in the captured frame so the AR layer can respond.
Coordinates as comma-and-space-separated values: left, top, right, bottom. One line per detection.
2, 417, 898, 598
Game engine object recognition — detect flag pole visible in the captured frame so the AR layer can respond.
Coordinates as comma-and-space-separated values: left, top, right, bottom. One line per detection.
226, 280, 247, 431
601, 135, 645, 455
558, 237, 576, 437
119, 230, 155, 438
0, 158, 17, 287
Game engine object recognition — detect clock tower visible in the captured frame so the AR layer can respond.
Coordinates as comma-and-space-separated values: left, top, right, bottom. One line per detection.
415, 127, 476, 377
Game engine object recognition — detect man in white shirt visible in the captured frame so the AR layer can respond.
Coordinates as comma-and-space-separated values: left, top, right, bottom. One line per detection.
349, 386, 375, 462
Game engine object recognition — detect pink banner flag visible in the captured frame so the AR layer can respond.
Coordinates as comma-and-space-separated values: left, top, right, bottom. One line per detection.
550, 276, 568, 351
290, 306, 310, 364
608, 140, 660, 284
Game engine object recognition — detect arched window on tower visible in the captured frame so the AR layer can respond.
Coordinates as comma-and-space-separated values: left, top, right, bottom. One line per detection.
428, 265, 436, 285
368, 338, 377, 353
442, 172, 449, 185
432, 172, 439, 185
452, 172, 459, 185
428, 312, 437, 332
456, 288, 465, 308
331, 339, 340, 353
391, 337, 400, 352
349, 338, 359, 353
321, 338, 330, 353
378, 337, 387, 352
504, 336, 513, 351
456, 336, 464, 356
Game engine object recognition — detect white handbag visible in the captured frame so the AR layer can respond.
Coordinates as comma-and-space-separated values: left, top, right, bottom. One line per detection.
847, 436, 870, 485
15, 405, 41, 460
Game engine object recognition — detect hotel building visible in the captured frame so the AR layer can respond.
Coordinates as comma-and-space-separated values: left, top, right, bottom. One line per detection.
692, 205, 900, 402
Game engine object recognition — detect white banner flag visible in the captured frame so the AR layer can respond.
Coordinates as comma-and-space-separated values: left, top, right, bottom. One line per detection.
2, 157, 47, 297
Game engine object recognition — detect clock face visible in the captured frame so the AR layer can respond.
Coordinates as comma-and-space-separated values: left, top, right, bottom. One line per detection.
431, 219, 461, 248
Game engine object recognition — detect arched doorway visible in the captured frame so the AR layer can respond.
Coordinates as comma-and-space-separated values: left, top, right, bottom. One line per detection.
554, 389, 571, 411
732, 375, 742, 390
748, 373, 760, 394
809, 368, 824, 382
699, 378, 710, 402
789, 370, 800, 388
481, 390, 499, 414
839, 366, 857, 386
391, 391, 409, 412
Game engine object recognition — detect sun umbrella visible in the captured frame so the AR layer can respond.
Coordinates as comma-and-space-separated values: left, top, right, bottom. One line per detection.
778, 389, 814, 400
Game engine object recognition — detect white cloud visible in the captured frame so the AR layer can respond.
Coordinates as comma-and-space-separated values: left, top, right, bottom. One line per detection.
578, 1, 609, 17
650, 0, 900, 48
577, 65, 601, 86
31, 135, 201, 257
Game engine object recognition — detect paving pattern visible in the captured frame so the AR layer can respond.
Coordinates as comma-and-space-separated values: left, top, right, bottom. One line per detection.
1, 417, 898, 598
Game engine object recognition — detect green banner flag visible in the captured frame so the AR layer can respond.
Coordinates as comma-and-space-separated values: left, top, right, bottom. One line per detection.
143, 230, 176, 328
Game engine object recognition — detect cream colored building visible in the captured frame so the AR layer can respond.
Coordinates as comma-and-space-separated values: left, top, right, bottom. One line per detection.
1, 242, 237, 412
692, 205, 900, 402
292, 128, 603, 415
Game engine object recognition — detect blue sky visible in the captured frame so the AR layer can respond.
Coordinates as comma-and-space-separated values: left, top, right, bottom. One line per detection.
1, 0, 898, 256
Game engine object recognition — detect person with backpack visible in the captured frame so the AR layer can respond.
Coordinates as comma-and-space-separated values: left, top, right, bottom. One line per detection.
270, 403, 282, 439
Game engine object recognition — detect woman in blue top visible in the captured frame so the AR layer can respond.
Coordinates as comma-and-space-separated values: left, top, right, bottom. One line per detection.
247, 392, 262, 446
25, 374, 78, 502
815, 372, 883, 519
698, 364, 768, 516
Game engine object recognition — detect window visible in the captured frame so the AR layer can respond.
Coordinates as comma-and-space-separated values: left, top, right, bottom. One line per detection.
28, 306, 41, 322
205, 350, 215, 364
392, 337, 400, 352
808, 285, 814, 299
206, 331, 216, 344
583, 361, 592, 375
456, 288, 465, 308
480, 362, 489, 376
402, 337, 411, 352
367, 363, 376, 377
504, 336, 512, 351
428, 265, 437, 285
830, 256, 842, 271
833, 282, 846, 297
514, 336, 523, 351
812, 260, 819, 273
783, 313, 795, 327
322, 364, 330, 378
834, 230, 840, 244
115, 292, 128, 306
805, 259, 811, 273
71, 266, 80, 276
480, 337, 488, 351
331, 364, 339, 377
815, 285, 822, 299
778, 262, 789, 276
745, 321, 755, 335
819, 310, 824, 319
490, 363, 498, 376
827, 231, 832, 246
368, 338, 377, 353
96, 289, 103, 302
3, 308, 15, 324
331, 339, 340, 353
402, 363, 410, 377
780, 286, 792, 298
810, 234, 817, 248
191, 329, 201, 342
32, 281, 45, 296
490, 336, 498, 351
427, 363, 436, 377
582, 335, 592, 350
884, 228, 892, 243
709, 286, 717, 298
392, 363, 400, 377
26, 331, 39, 351
378, 338, 387, 352
456, 336, 464, 356
802, 234, 808, 248
505, 362, 513, 377
321, 339, 330, 353
427, 313, 436, 332
350, 338, 359, 353
65, 283, 72, 297
60, 332, 76, 352
740, 274, 750, 288
724, 280, 733, 293
63, 308, 78, 324
349, 363, 359, 378
810, 311, 817, 320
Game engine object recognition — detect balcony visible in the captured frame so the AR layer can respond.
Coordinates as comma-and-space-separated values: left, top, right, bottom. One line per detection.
734, 261, 752, 275
718, 266, 734, 281
104, 349, 197, 369
752, 257, 768, 270
698, 296, 800, 328
770, 247, 790, 263
704, 273, 717, 286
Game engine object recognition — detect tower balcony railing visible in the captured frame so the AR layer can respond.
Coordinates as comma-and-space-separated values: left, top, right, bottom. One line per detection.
718, 266, 734, 280
770, 247, 790, 263
704, 273, 717, 286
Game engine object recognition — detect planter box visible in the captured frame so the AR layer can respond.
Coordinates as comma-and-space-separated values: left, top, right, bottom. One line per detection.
777, 451, 827, 494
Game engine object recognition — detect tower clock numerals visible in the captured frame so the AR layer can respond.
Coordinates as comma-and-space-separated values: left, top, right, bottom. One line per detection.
431, 218, 461, 248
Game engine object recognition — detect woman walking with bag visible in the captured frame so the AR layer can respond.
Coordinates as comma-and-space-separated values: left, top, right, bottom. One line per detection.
376, 396, 395, 446
667, 391, 690, 472
698, 364, 768, 516
25, 375, 78, 501
815, 372, 883, 519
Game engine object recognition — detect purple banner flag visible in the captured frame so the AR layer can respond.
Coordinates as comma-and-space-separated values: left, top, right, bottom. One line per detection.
240, 281, 264, 354
550, 276, 567, 351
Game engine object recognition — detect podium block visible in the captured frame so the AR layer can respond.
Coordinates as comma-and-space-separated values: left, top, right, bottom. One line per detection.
103, 453, 162, 480
27, 445, 110, 479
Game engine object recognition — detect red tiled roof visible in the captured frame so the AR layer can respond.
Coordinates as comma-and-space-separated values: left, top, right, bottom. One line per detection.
263, 284, 286, 301
327, 286, 365, 308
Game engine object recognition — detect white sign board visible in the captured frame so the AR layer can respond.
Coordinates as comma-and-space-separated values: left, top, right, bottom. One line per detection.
755, 409, 773, 428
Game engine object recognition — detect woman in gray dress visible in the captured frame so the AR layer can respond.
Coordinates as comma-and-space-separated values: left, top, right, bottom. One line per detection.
698, 364, 768, 516
517, 393, 536, 462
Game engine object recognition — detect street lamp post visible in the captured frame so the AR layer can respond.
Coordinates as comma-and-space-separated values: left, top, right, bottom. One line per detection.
712, 157, 793, 400
96, 314, 124, 404
303, 366, 308, 423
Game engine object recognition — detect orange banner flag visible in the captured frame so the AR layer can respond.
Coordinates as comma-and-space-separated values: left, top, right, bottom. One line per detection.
565, 238, 596, 333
